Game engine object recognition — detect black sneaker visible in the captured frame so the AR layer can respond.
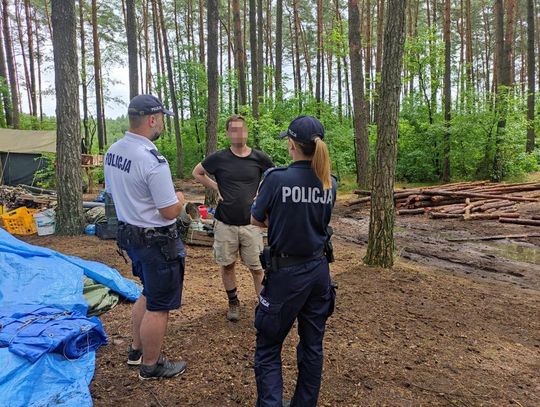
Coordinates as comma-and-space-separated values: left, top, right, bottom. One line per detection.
139, 355, 187, 380
127, 345, 142, 366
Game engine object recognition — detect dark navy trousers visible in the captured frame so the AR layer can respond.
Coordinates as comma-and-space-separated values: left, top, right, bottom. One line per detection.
254, 257, 335, 407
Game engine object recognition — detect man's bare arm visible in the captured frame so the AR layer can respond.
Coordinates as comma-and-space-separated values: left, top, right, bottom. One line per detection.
251, 215, 268, 228
192, 163, 222, 200
158, 191, 185, 220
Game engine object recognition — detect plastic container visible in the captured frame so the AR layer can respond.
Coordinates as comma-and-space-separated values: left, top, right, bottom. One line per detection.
198, 205, 208, 219
85, 224, 96, 235
1, 207, 37, 235
33, 209, 55, 236
104, 192, 118, 226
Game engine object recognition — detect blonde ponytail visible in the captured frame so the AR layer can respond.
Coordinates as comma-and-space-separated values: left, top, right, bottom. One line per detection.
312, 137, 332, 190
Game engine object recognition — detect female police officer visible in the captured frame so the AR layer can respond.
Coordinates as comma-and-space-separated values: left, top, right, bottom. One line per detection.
251, 115, 337, 407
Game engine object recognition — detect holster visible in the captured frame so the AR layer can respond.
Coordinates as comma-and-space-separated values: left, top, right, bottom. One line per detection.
116, 223, 146, 250
117, 222, 180, 261
259, 246, 274, 273
324, 226, 335, 263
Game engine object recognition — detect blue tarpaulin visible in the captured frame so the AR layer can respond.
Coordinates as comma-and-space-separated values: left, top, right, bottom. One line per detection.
0, 228, 141, 406
0, 306, 108, 363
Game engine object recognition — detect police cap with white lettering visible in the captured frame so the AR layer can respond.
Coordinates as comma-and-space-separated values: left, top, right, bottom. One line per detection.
128, 94, 174, 117
279, 115, 325, 143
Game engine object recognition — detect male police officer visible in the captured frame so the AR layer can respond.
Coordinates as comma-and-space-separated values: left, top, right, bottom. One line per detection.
104, 94, 187, 380
192, 115, 274, 321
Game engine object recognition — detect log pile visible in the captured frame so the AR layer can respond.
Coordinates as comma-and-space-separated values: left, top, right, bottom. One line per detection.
0, 185, 56, 210
347, 181, 540, 222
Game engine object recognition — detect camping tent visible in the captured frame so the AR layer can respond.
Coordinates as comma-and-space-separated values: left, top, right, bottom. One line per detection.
0, 128, 56, 186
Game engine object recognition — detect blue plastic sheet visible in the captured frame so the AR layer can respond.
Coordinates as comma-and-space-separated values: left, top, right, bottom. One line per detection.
0, 348, 95, 407
0, 228, 141, 406
0, 306, 107, 363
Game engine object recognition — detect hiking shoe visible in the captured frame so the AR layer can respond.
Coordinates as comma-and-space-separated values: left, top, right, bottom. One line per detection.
226, 301, 240, 322
127, 345, 142, 366
138, 355, 187, 380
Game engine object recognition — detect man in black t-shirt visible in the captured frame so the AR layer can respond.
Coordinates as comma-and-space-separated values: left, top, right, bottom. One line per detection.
192, 115, 274, 321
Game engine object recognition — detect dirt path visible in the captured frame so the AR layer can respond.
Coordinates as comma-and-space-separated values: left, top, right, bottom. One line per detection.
20, 200, 540, 406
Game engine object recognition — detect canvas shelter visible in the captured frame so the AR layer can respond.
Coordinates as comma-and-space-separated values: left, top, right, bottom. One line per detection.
0, 128, 56, 186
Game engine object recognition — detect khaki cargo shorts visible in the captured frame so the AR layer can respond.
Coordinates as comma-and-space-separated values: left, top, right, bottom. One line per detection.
213, 220, 264, 270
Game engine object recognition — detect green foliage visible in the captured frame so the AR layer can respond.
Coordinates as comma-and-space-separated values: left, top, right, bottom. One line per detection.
33, 153, 56, 189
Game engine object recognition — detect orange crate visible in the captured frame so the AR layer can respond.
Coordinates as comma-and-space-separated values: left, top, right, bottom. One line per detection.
1, 207, 37, 235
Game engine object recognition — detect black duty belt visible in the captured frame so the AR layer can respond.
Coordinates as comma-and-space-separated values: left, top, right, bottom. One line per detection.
118, 221, 178, 238
274, 250, 324, 268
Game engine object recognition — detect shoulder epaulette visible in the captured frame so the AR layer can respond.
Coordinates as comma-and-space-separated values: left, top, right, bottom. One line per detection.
148, 148, 167, 163
263, 166, 287, 178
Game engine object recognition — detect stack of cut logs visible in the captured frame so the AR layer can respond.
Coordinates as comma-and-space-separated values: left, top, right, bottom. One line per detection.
347, 181, 540, 225
0, 185, 56, 210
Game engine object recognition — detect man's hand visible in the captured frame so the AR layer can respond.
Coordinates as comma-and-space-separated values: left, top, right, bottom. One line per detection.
251, 215, 267, 228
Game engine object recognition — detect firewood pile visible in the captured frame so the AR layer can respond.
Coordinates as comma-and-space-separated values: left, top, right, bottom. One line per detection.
0, 185, 56, 211
347, 181, 540, 224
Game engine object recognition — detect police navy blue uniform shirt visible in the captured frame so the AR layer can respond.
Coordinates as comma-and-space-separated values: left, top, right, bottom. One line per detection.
251, 160, 337, 257
104, 131, 178, 228
202, 148, 274, 226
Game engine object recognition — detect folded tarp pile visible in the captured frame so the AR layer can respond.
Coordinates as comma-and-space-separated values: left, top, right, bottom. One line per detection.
0, 228, 141, 406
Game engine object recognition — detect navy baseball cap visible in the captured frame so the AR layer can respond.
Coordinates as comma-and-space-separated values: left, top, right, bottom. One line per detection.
127, 94, 174, 116
279, 115, 325, 142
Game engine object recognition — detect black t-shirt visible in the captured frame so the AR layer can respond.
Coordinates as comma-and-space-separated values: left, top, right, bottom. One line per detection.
202, 148, 274, 225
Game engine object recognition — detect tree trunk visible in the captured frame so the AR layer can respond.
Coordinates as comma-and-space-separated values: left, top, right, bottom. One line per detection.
33, 7, 43, 121
374, 0, 385, 123
206, 0, 218, 204
249, 0, 259, 119
465, 0, 473, 96
143, 0, 152, 93
289, 14, 298, 102
126, 0, 138, 99
349, 0, 369, 189
151, 0, 162, 99
228, 0, 233, 112
198, 0, 205, 66
526, 0, 535, 152
173, 0, 185, 124
15, 0, 32, 115
265, 0, 273, 101
51, 0, 84, 235
316, 0, 322, 109
292, 0, 302, 109
365, 0, 372, 122
92, 0, 105, 151
297, 10, 312, 97
274, 0, 282, 101
364, 0, 407, 268
504, 0, 516, 87
24, 0, 36, 116
157, 0, 183, 177
442, 0, 451, 182
3, 0, 20, 128
0, 7, 11, 127
232, 0, 246, 107
79, 0, 89, 153
256, 0, 263, 100
490, 0, 510, 181
43, 0, 53, 39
